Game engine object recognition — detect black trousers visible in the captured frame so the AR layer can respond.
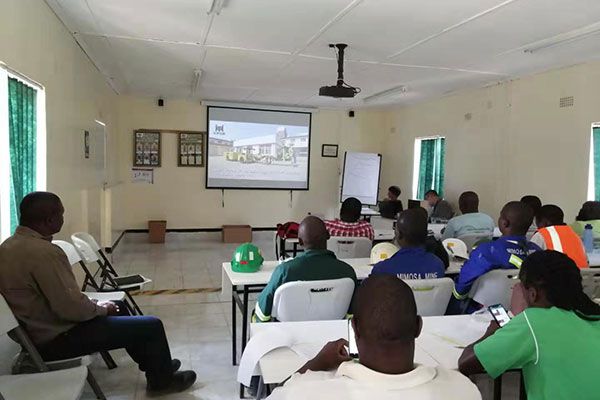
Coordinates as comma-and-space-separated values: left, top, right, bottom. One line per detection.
38, 311, 173, 386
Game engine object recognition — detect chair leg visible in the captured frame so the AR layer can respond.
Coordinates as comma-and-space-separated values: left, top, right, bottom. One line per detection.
99, 351, 117, 370
126, 291, 144, 315
493, 375, 502, 400
86, 367, 106, 400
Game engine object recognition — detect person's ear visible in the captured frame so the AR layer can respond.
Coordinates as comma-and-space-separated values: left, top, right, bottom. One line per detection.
415, 315, 423, 339
527, 286, 540, 305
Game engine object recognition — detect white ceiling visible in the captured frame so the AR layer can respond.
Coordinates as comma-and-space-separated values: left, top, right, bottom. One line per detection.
46, 0, 600, 108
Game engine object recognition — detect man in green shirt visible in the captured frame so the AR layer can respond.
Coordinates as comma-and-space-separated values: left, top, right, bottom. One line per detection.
458, 250, 600, 400
253, 216, 358, 322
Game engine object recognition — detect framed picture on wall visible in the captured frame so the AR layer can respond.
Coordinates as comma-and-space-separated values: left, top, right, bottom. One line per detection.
178, 132, 205, 167
321, 144, 339, 158
133, 130, 161, 167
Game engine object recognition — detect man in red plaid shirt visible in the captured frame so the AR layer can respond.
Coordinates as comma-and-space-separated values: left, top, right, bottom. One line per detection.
325, 197, 375, 240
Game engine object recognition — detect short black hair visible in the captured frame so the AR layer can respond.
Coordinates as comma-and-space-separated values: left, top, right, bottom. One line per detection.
396, 208, 428, 245
424, 190, 439, 198
520, 195, 542, 214
520, 251, 600, 320
536, 204, 564, 225
340, 197, 362, 223
354, 275, 418, 342
501, 201, 534, 235
459, 191, 479, 213
19, 192, 62, 225
388, 186, 401, 197
576, 201, 600, 221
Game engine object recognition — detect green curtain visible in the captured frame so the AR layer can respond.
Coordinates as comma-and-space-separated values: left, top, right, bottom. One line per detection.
417, 137, 445, 199
594, 127, 600, 201
8, 77, 37, 234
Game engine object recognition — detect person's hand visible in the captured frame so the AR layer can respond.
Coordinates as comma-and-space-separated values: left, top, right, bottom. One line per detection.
304, 339, 352, 372
100, 301, 120, 316
510, 282, 529, 316
483, 320, 500, 337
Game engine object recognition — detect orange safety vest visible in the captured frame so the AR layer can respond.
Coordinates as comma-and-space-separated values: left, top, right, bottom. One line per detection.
538, 225, 589, 269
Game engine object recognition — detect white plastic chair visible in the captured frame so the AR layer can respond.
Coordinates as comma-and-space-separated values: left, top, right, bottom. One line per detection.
0, 366, 87, 400
468, 269, 520, 309
404, 278, 454, 316
271, 278, 355, 322
457, 233, 492, 252
442, 238, 469, 260
51, 241, 127, 306
0, 294, 105, 399
327, 237, 372, 259
581, 269, 600, 299
70, 233, 150, 315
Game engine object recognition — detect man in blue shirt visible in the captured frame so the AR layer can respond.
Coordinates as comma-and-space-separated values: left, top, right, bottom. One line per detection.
371, 208, 445, 279
442, 191, 495, 240
453, 201, 541, 301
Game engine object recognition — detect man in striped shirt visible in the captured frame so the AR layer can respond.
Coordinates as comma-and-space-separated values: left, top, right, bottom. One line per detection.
325, 197, 374, 241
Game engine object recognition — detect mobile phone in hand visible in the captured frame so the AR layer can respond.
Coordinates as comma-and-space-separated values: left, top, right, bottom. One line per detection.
488, 304, 511, 327
347, 320, 359, 358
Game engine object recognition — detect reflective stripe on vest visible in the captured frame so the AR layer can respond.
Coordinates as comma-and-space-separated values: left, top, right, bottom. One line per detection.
538, 226, 589, 268
509, 254, 523, 269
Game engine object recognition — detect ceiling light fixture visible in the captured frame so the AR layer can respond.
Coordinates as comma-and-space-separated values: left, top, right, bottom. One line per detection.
207, 0, 227, 15
524, 21, 600, 54
363, 85, 408, 103
191, 69, 202, 96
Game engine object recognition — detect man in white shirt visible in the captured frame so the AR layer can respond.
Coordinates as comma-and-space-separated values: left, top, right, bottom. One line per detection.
266, 275, 481, 400
442, 191, 495, 240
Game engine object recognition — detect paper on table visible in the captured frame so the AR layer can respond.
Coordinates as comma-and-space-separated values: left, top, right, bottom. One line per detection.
237, 327, 294, 386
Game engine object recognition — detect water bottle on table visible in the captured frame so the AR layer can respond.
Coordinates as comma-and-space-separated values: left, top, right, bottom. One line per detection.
583, 224, 594, 253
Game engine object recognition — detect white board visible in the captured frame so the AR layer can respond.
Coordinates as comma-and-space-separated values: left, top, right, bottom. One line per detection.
341, 152, 382, 206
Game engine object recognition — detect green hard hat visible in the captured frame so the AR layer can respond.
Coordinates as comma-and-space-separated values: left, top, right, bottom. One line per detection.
232, 243, 264, 272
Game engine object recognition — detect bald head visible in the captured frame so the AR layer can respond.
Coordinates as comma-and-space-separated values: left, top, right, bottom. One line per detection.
298, 216, 330, 250
499, 201, 533, 236
354, 275, 420, 343
19, 192, 64, 236
459, 191, 479, 214
396, 208, 428, 246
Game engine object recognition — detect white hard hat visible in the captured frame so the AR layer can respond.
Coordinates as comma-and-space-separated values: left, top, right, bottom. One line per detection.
370, 242, 399, 264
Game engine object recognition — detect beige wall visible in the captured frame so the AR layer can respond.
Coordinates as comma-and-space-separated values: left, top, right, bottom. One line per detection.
0, 0, 118, 245
112, 96, 388, 231
381, 62, 600, 222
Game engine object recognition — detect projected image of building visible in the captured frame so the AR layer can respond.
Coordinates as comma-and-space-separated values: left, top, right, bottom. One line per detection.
232, 127, 308, 157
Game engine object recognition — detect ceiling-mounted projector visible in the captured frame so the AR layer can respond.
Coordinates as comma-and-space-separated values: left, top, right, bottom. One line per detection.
319, 43, 361, 98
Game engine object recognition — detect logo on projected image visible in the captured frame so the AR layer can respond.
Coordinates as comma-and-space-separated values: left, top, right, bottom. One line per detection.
214, 124, 226, 135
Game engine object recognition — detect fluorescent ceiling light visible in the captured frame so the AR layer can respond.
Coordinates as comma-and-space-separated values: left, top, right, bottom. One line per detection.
524, 21, 600, 54
207, 0, 227, 15
191, 69, 202, 96
363, 85, 408, 103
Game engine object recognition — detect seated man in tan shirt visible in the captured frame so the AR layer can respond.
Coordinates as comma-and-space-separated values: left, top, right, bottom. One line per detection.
0, 192, 195, 394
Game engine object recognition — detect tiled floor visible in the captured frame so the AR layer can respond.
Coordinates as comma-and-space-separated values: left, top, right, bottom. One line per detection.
81, 232, 518, 400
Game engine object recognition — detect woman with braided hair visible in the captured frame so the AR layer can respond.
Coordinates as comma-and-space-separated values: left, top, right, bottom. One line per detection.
458, 250, 600, 400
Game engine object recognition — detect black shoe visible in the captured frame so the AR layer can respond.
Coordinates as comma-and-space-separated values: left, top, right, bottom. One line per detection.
147, 371, 197, 396
171, 359, 181, 373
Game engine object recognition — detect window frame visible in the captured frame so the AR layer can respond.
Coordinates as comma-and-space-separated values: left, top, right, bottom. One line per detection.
0, 63, 46, 241
412, 135, 445, 199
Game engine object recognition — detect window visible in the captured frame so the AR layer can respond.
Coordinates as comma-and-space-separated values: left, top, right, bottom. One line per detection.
588, 124, 600, 200
412, 136, 446, 199
0, 64, 46, 241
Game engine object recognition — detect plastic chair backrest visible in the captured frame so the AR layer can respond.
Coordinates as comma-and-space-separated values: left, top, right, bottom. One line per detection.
458, 234, 493, 252
71, 232, 101, 252
442, 238, 468, 258
272, 278, 355, 322
404, 278, 454, 316
51, 240, 82, 266
469, 269, 520, 308
0, 295, 19, 335
581, 269, 600, 299
70, 235, 100, 263
327, 237, 372, 259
